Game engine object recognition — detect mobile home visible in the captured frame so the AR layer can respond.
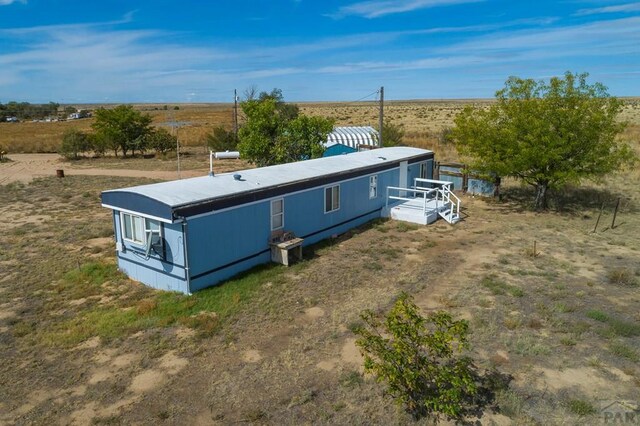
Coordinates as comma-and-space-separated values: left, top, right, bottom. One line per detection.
101, 147, 434, 294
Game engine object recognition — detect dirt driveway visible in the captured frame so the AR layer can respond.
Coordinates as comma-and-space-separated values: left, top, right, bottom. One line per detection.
0, 154, 205, 185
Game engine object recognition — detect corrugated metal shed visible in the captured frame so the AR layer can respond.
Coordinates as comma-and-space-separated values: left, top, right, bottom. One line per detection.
325, 126, 379, 149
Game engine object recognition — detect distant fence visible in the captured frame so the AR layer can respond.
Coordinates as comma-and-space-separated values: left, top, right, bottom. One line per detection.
434, 162, 497, 196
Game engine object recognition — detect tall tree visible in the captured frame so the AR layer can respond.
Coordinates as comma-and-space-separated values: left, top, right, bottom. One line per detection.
92, 105, 152, 157
453, 72, 635, 209
237, 93, 333, 166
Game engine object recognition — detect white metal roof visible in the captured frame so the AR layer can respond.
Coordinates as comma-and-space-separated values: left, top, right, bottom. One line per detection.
102, 147, 431, 209
325, 126, 379, 148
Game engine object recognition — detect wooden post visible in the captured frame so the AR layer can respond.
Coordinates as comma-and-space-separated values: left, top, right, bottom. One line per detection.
593, 202, 604, 233
611, 198, 621, 229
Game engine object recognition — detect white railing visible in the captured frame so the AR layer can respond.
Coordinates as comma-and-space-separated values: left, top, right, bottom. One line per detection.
386, 179, 461, 224
386, 186, 438, 216
414, 177, 454, 189
439, 184, 461, 223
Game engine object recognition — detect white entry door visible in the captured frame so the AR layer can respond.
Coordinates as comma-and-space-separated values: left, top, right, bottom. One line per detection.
399, 161, 408, 196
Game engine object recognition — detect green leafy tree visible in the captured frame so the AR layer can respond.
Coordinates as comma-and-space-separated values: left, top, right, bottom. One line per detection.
59, 129, 89, 160
453, 72, 635, 210
92, 105, 152, 157
258, 88, 300, 121
355, 293, 478, 421
147, 128, 177, 154
205, 126, 237, 152
86, 133, 106, 157
238, 98, 282, 166
275, 115, 334, 163
237, 92, 333, 166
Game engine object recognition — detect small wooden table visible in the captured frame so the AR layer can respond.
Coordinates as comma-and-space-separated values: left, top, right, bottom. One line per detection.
270, 237, 304, 266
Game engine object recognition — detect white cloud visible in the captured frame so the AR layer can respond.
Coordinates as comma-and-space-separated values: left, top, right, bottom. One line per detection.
329, 0, 484, 19
0, 0, 26, 5
574, 2, 640, 16
440, 16, 640, 58
0, 10, 637, 101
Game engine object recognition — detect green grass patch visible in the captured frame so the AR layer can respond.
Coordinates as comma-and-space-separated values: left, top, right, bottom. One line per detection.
566, 399, 597, 416
607, 318, 640, 337
481, 275, 524, 297
395, 222, 419, 233
586, 310, 609, 322
58, 262, 126, 299
585, 310, 640, 337
609, 342, 640, 362
553, 302, 576, 313
42, 263, 289, 346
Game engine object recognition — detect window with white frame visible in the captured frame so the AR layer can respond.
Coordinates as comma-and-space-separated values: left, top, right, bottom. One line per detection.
369, 175, 378, 199
324, 185, 340, 213
271, 198, 284, 231
121, 212, 161, 250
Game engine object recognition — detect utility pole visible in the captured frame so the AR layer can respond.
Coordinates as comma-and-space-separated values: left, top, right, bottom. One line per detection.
176, 125, 181, 179
233, 89, 238, 138
378, 86, 384, 147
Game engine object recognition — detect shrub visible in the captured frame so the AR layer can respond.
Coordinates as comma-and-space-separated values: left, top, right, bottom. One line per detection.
607, 268, 637, 287
147, 128, 177, 154
59, 128, 89, 159
354, 292, 478, 421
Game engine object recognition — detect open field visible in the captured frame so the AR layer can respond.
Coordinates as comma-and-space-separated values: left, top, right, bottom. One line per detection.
3, 98, 638, 162
1, 101, 639, 425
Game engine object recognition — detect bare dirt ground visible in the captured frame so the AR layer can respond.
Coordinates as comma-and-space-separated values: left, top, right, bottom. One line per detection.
0, 154, 200, 185
0, 153, 248, 185
1, 101, 639, 425
2, 172, 639, 425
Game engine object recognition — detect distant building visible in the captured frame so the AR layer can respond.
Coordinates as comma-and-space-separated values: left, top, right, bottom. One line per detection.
323, 126, 379, 157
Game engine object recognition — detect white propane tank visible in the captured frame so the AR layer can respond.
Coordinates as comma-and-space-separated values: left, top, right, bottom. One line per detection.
214, 151, 240, 159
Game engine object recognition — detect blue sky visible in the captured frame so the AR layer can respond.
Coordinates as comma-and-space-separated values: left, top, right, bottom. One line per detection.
0, 0, 639, 103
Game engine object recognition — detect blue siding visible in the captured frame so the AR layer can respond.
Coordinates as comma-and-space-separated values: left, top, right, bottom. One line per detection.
185, 163, 436, 291
113, 210, 188, 292
108, 159, 434, 293
117, 257, 189, 293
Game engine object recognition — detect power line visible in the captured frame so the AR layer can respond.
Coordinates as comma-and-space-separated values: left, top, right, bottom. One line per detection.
344, 90, 380, 105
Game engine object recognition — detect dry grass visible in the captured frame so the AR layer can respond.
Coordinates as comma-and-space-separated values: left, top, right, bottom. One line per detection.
0, 103, 232, 153
1, 99, 640, 424
4, 98, 638, 158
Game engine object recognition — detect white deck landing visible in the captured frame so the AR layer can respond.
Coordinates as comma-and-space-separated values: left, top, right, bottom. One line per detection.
382, 198, 448, 225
